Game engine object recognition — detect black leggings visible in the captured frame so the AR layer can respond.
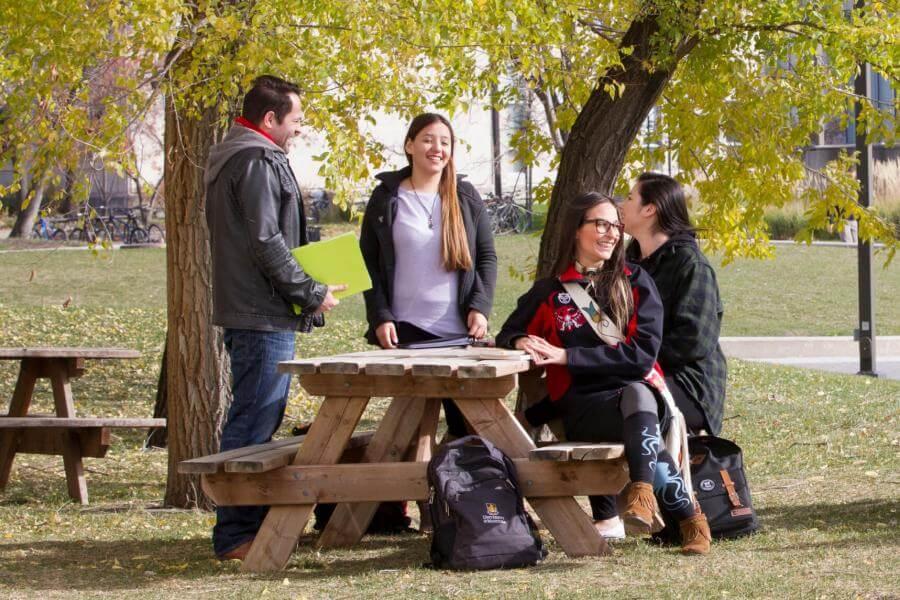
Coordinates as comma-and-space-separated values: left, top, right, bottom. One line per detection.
395, 322, 469, 437
665, 376, 707, 434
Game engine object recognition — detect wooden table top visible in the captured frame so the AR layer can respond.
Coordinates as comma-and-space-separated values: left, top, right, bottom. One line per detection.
279, 347, 533, 379
0, 417, 166, 428
0, 347, 141, 360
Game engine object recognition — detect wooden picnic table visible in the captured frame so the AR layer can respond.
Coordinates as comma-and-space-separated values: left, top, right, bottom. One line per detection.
195, 347, 629, 573
0, 347, 165, 504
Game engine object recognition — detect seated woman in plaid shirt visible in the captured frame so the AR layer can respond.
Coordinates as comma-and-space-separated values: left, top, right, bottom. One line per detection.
619, 173, 727, 438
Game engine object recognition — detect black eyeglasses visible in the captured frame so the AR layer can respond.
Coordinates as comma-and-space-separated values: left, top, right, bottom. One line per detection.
581, 218, 624, 235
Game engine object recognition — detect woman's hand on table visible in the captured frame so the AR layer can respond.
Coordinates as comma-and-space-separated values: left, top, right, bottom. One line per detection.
376, 321, 398, 349
467, 310, 488, 339
515, 335, 567, 366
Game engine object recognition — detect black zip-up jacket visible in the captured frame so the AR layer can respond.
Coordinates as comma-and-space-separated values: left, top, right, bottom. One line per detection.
205, 125, 327, 332
359, 166, 497, 344
626, 233, 727, 434
496, 264, 663, 421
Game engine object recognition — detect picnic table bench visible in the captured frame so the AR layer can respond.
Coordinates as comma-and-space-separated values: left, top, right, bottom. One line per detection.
183, 347, 631, 572
0, 347, 166, 504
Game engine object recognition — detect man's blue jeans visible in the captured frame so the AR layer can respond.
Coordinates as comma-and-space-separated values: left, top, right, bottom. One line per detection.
213, 328, 295, 557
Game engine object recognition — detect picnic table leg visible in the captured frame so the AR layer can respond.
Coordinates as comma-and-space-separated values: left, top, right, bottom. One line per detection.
241, 395, 369, 573
454, 397, 611, 558
411, 398, 440, 532
0, 358, 40, 491
47, 358, 88, 504
317, 396, 435, 548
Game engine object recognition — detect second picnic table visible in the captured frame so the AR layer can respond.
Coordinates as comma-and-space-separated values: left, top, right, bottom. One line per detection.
193, 346, 630, 572
0, 347, 166, 504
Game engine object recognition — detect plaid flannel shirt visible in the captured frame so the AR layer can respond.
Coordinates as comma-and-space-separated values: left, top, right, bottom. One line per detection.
627, 233, 727, 434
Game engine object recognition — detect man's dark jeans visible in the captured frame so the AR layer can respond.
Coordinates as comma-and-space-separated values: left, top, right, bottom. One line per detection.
213, 328, 295, 557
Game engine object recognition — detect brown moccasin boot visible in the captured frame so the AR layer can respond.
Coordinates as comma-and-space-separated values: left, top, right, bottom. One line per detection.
679, 513, 711, 555
620, 482, 657, 532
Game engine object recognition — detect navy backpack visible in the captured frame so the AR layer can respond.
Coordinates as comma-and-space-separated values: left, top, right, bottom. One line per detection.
427, 436, 545, 570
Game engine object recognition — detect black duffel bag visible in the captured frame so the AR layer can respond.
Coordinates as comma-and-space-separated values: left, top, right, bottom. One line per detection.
656, 435, 759, 543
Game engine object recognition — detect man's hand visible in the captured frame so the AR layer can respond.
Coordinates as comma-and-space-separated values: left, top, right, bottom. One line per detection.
314, 284, 347, 314
515, 334, 567, 366
375, 321, 398, 349
467, 310, 488, 339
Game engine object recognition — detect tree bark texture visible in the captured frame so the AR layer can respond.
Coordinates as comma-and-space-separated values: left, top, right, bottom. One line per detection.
9, 169, 44, 238
162, 93, 230, 509
537, 15, 698, 277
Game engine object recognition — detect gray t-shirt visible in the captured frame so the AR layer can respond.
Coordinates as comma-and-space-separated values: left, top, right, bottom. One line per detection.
391, 187, 466, 337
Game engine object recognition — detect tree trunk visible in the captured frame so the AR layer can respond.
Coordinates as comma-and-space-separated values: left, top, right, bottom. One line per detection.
59, 168, 76, 216
537, 15, 697, 277
9, 168, 43, 238
145, 339, 168, 448
162, 92, 230, 509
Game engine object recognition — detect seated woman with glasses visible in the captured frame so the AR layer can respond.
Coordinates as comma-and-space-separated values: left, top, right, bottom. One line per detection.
496, 192, 710, 555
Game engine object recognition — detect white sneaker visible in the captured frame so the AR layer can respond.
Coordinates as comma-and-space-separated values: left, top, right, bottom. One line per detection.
593, 516, 626, 540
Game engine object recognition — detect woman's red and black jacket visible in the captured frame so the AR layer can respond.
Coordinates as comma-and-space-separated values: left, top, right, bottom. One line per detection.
496, 263, 664, 407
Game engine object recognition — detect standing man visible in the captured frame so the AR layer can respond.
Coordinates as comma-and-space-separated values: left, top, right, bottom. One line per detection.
204, 75, 343, 560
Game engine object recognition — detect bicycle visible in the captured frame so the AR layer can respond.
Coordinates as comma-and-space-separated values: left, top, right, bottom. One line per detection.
484, 193, 531, 235
146, 222, 165, 243
115, 208, 149, 244
32, 215, 68, 241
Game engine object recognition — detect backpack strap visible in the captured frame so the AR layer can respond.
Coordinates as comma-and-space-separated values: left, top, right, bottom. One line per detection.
720, 469, 743, 508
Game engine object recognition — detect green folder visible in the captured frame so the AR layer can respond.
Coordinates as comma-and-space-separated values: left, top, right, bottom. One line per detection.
290, 231, 372, 314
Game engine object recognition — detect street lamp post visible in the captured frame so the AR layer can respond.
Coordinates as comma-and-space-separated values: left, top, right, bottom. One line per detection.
853, 25, 877, 377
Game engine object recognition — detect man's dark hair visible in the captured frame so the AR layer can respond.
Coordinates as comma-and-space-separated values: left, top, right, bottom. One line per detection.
241, 76, 301, 125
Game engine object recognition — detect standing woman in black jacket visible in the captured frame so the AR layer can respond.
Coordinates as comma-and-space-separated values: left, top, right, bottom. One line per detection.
619, 172, 727, 437
359, 112, 497, 434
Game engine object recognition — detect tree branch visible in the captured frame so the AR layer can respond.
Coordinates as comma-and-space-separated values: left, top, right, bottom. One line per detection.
533, 85, 565, 152
702, 20, 831, 37
577, 18, 625, 43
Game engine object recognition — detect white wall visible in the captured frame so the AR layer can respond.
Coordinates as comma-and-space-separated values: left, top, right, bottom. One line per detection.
284, 103, 555, 197
133, 100, 556, 199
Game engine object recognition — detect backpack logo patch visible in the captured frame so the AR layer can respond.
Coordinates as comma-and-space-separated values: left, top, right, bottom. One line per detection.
699, 479, 716, 492
482, 502, 506, 524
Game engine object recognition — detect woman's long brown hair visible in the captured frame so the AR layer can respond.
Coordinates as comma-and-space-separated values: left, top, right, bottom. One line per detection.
404, 113, 472, 271
551, 192, 633, 333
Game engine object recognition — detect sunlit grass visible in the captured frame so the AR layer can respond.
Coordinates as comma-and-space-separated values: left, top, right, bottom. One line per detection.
0, 237, 898, 598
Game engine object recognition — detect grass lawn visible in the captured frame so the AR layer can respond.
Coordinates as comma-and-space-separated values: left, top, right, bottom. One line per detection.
0, 234, 898, 599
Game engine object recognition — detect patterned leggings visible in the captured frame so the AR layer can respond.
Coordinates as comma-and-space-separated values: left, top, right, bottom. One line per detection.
587, 382, 696, 522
